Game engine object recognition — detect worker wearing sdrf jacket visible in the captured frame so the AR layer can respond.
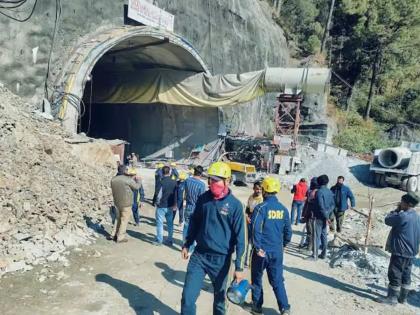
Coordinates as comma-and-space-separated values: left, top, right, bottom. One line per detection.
181, 162, 246, 315
248, 177, 292, 315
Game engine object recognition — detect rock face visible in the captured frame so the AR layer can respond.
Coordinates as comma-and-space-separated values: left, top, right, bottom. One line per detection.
0, 0, 289, 136
0, 87, 113, 276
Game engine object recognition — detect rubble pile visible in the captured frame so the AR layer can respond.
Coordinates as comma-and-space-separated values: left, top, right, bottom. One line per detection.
330, 245, 420, 300
282, 144, 370, 188
0, 88, 113, 275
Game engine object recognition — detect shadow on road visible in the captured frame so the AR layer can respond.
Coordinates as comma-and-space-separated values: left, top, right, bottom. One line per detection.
349, 164, 373, 186
284, 242, 310, 259
367, 283, 420, 308
155, 262, 213, 293
96, 273, 177, 315
84, 215, 110, 238
127, 230, 156, 244
140, 216, 157, 227
284, 266, 380, 301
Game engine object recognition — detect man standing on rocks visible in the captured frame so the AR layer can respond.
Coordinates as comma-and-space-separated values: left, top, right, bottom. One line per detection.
154, 166, 178, 246
109, 165, 142, 243
380, 192, 420, 305
181, 162, 246, 315
248, 177, 292, 315
312, 175, 335, 259
329, 176, 355, 234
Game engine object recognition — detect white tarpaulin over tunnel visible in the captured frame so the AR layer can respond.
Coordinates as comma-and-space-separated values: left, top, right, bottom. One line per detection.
93, 67, 330, 106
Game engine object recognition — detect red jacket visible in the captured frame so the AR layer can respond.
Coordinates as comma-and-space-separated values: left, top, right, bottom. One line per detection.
292, 182, 308, 201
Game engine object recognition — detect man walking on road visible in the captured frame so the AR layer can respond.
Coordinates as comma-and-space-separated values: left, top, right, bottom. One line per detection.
329, 176, 355, 234
312, 175, 335, 259
182, 165, 206, 252
152, 163, 164, 205
110, 165, 142, 243
154, 166, 177, 246
290, 178, 308, 225
244, 181, 264, 267
248, 177, 292, 315
181, 162, 246, 315
380, 192, 420, 305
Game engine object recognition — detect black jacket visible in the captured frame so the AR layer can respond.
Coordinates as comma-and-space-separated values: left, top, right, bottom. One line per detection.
385, 208, 420, 258
156, 176, 177, 208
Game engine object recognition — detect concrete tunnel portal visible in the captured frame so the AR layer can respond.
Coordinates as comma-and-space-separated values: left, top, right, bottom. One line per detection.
58, 27, 219, 160
56, 27, 331, 161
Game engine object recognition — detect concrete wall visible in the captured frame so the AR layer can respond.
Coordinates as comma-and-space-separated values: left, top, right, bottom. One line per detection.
0, 0, 289, 136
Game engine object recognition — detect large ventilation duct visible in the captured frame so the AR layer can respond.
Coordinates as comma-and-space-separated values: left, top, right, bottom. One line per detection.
378, 147, 412, 169
93, 67, 331, 106
264, 67, 330, 94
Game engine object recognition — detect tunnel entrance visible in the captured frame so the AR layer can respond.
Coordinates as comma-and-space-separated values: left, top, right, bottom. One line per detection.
79, 101, 218, 159
65, 27, 217, 160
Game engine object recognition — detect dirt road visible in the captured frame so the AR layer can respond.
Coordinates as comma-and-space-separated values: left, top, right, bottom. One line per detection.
0, 169, 416, 315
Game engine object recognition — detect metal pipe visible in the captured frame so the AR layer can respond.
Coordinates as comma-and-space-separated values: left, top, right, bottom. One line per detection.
264, 67, 331, 94
378, 147, 412, 169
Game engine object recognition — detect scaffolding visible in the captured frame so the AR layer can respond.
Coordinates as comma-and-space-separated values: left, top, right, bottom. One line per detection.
274, 93, 302, 149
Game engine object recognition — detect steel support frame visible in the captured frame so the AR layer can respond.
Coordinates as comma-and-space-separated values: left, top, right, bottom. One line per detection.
274, 93, 302, 147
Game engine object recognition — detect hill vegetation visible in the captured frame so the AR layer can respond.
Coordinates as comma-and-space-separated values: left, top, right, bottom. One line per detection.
268, 0, 420, 152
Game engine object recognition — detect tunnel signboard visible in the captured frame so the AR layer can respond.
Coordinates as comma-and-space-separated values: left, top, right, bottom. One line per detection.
128, 0, 174, 32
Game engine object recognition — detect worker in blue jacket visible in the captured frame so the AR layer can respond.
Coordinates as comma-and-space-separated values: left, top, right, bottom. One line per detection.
380, 192, 420, 305
329, 176, 356, 233
181, 162, 246, 315
312, 174, 335, 259
248, 177, 292, 315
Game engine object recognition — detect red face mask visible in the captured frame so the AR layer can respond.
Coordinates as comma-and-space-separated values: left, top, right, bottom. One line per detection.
209, 179, 228, 199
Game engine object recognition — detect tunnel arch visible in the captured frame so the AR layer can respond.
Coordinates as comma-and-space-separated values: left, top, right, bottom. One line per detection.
55, 26, 210, 133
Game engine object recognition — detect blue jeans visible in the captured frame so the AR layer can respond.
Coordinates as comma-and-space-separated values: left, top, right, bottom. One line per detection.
251, 250, 290, 311
313, 219, 327, 257
173, 199, 184, 224
132, 190, 140, 225
290, 200, 304, 224
155, 207, 174, 243
181, 251, 231, 315
183, 220, 196, 253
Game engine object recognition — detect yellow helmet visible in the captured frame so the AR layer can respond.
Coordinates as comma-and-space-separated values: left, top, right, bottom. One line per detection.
127, 167, 137, 176
170, 162, 177, 167
208, 162, 231, 179
179, 172, 188, 180
157, 163, 164, 169
262, 177, 280, 193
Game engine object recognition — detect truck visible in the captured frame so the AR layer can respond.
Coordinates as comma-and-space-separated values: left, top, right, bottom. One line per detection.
370, 141, 420, 192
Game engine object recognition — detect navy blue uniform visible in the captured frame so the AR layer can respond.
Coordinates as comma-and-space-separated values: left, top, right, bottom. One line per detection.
250, 195, 292, 312
181, 190, 246, 315
385, 208, 420, 290
313, 185, 335, 258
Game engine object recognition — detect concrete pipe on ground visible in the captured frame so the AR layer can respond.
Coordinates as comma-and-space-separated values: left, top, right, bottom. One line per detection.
378, 147, 412, 169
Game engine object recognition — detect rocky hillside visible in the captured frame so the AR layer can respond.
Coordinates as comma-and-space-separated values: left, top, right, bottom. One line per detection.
0, 88, 113, 274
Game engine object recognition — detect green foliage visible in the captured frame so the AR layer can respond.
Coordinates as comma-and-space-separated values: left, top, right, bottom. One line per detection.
305, 35, 322, 53
277, 0, 327, 55
332, 110, 394, 152
331, 0, 420, 125
272, 0, 420, 139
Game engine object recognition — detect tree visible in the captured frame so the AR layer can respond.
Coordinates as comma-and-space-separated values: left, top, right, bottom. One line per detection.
331, 0, 420, 121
